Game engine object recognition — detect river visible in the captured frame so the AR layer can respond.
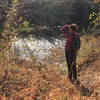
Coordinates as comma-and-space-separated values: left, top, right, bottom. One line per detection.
11, 37, 65, 61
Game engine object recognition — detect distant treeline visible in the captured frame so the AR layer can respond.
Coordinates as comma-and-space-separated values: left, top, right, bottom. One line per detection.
0, 0, 99, 32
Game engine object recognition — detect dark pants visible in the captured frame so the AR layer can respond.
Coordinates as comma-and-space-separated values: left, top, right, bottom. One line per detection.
65, 50, 77, 81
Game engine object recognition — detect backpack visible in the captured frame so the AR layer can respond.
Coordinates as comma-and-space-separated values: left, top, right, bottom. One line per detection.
71, 35, 81, 51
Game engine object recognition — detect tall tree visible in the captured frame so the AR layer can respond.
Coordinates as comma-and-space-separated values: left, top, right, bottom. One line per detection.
70, 0, 92, 30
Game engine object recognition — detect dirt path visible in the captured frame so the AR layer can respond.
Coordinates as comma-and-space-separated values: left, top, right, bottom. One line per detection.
37, 55, 100, 100
78, 55, 100, 98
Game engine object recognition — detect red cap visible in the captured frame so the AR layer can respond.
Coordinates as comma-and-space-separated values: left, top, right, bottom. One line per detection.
60, 25, 69, 34
60, 25, 69, 29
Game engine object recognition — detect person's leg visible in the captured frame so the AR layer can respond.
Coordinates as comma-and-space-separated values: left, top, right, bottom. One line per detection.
65, 51, 72, 80
72, 62, 77, 80
71, 50, 77, 80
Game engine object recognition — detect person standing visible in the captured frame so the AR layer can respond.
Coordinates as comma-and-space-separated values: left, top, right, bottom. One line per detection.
60, 24, 81, 82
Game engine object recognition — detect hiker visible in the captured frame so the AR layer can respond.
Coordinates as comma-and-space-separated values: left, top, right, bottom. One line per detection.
60, 24, 81, 82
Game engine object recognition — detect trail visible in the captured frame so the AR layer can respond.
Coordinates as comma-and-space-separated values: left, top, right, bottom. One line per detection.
41, 55, 100, 100
78, 55, 100, 97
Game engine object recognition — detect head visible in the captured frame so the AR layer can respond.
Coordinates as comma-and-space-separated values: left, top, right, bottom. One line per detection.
70, 24, 78, 31
63, 25, 69, 33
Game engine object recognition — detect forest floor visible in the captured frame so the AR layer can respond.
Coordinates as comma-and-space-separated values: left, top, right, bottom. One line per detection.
0, 35, 100, 100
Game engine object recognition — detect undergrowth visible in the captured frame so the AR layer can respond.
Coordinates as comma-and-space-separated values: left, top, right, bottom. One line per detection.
0, 35, 99, 100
